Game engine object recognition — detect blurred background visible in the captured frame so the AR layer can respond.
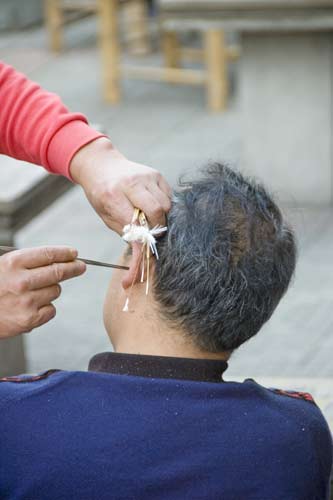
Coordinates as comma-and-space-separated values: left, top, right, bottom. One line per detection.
0, 1, 332, 425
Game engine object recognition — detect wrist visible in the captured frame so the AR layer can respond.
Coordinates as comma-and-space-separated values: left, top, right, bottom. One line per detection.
69, 137, 118, 185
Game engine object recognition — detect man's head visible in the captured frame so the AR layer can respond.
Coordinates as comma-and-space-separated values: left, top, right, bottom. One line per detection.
104, 164, 296, 357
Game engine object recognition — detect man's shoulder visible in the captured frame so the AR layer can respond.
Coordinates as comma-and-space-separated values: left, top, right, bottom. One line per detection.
0, 369, 61, 385
243, 378, 331, 434
0, 368, 122, 405
0, 369, 71, 405
243, 378, 317, 405
239, 379, 325, 422
267, 386, 316, 405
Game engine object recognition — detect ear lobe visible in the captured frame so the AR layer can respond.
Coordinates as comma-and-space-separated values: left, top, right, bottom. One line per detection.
121, 243, 142, 290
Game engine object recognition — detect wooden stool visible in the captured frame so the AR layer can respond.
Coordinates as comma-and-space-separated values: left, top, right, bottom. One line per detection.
44, 0, 150, 55
99, 0, 239, 111
158, 0, 241, 112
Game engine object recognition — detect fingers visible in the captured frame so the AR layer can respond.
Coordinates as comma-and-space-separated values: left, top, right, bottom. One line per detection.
22, 260, 86, 291
0, 247, 84, 337
32, 304, 57, 330
6, 246, 78, 269
78, 148, 173, 234
16, 294, 58, 334
107, 183, 170, 233
124, 187, 167, 228
31, 284, 62, 308
104, 191, 134, 235
146, 182, 172, 220
123, 171, 171, 228
157, 175, 172, 200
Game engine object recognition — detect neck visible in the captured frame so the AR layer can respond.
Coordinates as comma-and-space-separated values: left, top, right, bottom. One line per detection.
113, 337, 227, 360
111, 310, 229, 362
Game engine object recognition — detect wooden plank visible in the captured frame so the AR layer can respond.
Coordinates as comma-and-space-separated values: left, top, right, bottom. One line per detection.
178, 46, 240, 63
124, 0, 150, 55
162, 31, 181, 67
0, 177, 72, 230
204, 30, 227, 111
44, 0, 64, 52
161, 13, 333, 33
158, 0, 333, 11
98, 0, 121, 103
121, 64, 206, 84
62, 0, 97, 10
177, 47, 203, 63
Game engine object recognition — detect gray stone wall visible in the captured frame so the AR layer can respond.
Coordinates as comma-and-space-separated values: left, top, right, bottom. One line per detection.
0, 0, 43, 31
240, 32, 333, 206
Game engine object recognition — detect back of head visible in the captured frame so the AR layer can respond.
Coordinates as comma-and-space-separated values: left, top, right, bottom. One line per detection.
153, 163, 296, 352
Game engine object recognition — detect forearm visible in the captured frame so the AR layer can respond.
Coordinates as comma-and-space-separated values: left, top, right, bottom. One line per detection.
0, 61, 105, 178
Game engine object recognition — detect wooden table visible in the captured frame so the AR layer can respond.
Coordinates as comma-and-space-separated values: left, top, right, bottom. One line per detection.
45, 0, 150, 101
159, 0, 333, 204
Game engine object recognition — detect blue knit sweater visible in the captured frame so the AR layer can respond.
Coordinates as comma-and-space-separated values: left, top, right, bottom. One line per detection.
0, 353, 331, 500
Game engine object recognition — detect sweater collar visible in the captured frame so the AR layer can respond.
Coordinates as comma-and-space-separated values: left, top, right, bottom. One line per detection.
88, 352, 228, 383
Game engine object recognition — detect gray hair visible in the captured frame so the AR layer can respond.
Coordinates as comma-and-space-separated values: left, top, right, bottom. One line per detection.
153, 163, 296, 352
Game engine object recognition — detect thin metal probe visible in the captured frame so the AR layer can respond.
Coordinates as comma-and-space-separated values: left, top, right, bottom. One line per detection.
0, 246, 129, 271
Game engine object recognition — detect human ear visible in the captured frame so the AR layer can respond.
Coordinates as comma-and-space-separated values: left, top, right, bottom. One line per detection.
121, 242, 142, 290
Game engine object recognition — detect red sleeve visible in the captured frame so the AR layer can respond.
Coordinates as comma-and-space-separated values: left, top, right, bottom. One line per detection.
0, 61, 106, 179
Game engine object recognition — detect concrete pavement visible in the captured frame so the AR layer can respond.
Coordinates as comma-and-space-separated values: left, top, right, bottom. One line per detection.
0, 19, 332, 384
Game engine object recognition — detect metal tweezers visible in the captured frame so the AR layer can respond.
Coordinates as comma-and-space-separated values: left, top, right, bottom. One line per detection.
0, 246, 129, 271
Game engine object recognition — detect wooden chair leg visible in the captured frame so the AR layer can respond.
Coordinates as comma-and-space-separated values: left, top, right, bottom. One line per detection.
0, 230, 26, 377
162, 31, 181, 68
98, 0, 120, 103
204, 30, 227, 112
0, 337, 26, 377
44, 0, 64, 53
125, 0, 150, 55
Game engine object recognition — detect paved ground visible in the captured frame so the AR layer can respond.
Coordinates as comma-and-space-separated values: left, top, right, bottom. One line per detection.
1, 19, 333, 391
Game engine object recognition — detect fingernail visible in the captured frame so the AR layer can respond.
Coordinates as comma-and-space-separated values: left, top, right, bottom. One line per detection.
71, 248, 78, 259
77, 260, 86, 273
